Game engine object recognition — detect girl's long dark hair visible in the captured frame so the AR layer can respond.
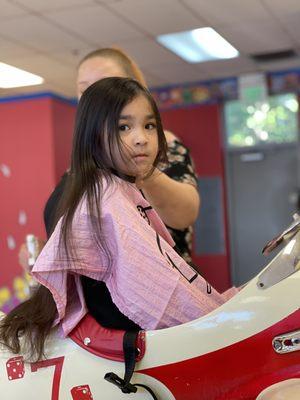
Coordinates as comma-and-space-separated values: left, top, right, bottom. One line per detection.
0, 78, 167, 360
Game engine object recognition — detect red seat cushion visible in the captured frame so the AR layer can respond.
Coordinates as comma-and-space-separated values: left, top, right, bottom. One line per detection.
68, 314, 146, 362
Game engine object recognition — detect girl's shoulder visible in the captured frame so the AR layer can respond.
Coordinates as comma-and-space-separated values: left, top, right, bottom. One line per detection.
77, 176, 146, 222
102, 175, 135, 201
103, 177, 151, 220
94, 176, 144, 211
74, 176, 120, 216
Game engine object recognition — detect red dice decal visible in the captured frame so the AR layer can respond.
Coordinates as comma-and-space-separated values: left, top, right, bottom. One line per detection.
6, 356, 25, 380
71, 385, 93, 399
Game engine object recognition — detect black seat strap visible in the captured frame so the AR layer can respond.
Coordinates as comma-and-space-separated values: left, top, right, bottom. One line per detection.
104, 331, 158, 399
123, 330, 139, 393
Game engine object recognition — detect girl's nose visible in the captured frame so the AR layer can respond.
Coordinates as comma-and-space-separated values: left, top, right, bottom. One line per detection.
134, 128, 148, 145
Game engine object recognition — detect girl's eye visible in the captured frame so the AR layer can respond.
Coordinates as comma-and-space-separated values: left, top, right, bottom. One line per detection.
119, 124, 130, 131
145, 123, 156, 130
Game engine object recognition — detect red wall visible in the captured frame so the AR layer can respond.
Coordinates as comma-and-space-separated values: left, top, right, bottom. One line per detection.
51, 99, 75, 182
161, 104, 231, 292
0, 95, 75, 311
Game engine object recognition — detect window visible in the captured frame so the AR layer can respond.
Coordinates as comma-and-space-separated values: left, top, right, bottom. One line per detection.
224, 93, 299, 148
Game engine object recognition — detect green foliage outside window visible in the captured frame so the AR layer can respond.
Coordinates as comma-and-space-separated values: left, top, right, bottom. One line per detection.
224, 93, 299, 147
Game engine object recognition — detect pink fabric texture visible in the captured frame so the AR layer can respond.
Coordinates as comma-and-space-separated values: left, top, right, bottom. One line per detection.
32, 176, 237, 336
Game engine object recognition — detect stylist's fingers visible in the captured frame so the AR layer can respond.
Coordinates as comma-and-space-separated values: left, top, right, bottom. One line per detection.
136, 167, 160, 188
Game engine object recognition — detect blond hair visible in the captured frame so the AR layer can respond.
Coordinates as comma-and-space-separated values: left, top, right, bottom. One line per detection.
79, 47, 147, 87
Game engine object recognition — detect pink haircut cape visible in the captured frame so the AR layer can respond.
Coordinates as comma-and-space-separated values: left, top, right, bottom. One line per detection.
32, 176, 237, 336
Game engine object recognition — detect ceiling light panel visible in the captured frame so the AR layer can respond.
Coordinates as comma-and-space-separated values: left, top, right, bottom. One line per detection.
157, 28, 239, 63
0, 62, 44, 88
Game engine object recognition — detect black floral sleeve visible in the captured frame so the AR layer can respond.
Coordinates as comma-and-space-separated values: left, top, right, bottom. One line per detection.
158, 138, 198, 263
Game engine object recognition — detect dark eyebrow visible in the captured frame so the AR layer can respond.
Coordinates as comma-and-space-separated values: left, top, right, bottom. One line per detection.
119, 115, 133, 120
119, 114, 155, 120
146, 114, 155, 120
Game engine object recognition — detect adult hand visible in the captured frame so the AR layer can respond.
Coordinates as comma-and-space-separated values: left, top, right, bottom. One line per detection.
135, 167, 161, 189
136, 166, 199, 229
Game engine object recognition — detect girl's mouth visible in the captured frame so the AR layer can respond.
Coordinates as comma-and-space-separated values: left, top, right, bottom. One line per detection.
133, 154, 148, 162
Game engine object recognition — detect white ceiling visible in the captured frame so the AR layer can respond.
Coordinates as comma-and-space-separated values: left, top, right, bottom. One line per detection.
0, 0, 300, 98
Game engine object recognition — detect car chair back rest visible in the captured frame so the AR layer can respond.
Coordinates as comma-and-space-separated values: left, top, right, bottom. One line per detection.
68, 313, 146, 362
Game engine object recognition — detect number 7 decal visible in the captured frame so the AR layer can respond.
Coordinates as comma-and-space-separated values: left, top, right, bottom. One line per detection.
31, 357, 65, 400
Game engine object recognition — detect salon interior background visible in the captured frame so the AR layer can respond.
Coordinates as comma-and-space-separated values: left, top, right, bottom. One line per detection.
1, 0, 300, 311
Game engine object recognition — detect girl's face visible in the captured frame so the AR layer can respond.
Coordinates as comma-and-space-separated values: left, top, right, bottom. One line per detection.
77, 57, 127, 99
112, 94, 159, 178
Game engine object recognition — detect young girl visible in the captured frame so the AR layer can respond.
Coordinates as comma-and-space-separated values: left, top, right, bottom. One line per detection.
0, 78, 236, 361
18, 48, 199, 273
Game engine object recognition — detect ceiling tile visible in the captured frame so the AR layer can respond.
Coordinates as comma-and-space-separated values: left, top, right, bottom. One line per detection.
5, 54, 77, 83
13, 0, 95, 12
141, 70, 167, 88
262, 0, 300, 18
198, 56, 257, 77
106, 0, 205, 35
49, 82, 77, 97
0, 35, 38, 60
182, 0, 271, 27
273, 12, 300, 46
0, 0, 28, 20
95, 0, 123, 3
0, 14, 89, 52
45, 4, 143, 45
145, 61, 211, 85
218, 20, 293, 54
115, 37, 184, 68
50, 47, 98, 67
